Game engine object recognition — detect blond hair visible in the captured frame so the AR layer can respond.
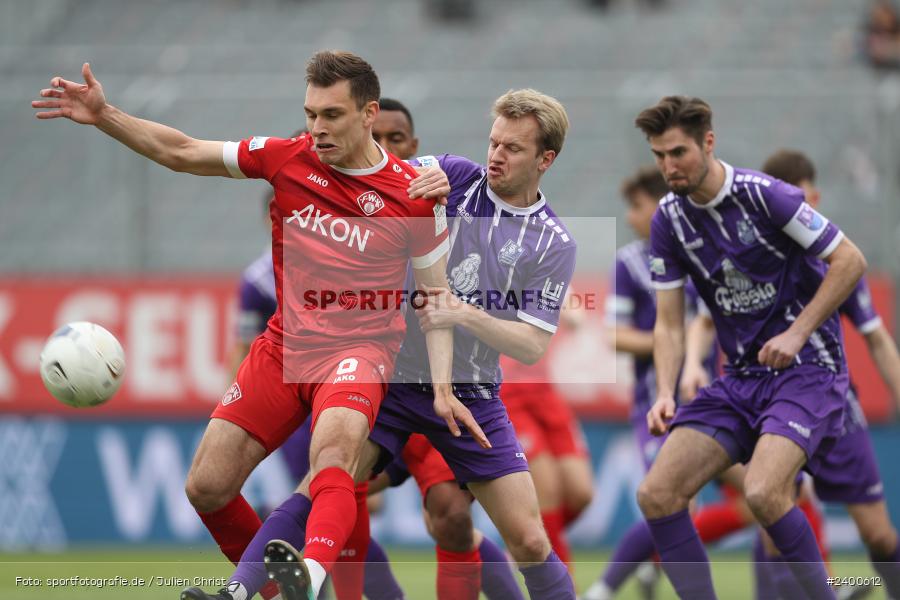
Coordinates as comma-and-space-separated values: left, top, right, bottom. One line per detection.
492, 89, 569, 155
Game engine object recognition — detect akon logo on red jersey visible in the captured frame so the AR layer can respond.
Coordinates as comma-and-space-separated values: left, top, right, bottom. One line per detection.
285, 203, 374, 252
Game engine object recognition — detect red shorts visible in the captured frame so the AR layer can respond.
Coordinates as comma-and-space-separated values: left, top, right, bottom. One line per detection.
401, 433, 456, 499
211, 336, 390, 454
503, 382, 589, 459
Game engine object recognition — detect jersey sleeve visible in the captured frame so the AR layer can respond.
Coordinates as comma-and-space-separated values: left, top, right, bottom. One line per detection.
838, 277, 882, 334
605, 256, 637, 326
222, 136, 297, 181
236, 277, 274, 343
407, 201, 451, 270
517, 241, 577, 333
649, 206, 687, 289
764, 180, 844, 259
410, 154, 485, 213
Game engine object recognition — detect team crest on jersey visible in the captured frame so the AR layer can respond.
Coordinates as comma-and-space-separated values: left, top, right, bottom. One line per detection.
221, 383, 242, 406
736, 218, 756, 245
248, 136, 269, 151
649, 256, 666, 276
450, 253, 482, 295
357, 191, 385, 215
498, 239, 525, 266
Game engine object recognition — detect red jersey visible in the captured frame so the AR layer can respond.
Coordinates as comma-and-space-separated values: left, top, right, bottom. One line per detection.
223, 134, 449, 356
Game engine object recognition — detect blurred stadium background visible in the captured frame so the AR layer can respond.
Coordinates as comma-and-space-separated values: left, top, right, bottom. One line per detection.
2, 0, 900, 597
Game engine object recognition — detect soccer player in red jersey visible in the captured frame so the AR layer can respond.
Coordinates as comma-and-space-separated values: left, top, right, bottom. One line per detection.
33, 51, 488, 600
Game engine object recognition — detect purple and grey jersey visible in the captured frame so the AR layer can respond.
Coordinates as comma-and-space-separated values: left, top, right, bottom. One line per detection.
237, 249, 277, 343
607, 239, 718, 420
395, 154, 577, 386
649, 161, 846, 374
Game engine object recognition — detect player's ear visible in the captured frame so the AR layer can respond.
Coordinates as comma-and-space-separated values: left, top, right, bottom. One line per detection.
538, 149, 557, 173
410, 137, 419, 156
362, 100, 379, 127
703, 130, 716, 155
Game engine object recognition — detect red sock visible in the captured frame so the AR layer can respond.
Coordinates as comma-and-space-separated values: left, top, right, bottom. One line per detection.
331, 482, 370, 600
304, 467, 357, 572
198, 495, 262, 564
196, 495, 280, 600
542, 508, 571, 566
436, 545, 481, 600
798, 496, 830, 564
694, 502, 749, 543
562, 505, 583, 527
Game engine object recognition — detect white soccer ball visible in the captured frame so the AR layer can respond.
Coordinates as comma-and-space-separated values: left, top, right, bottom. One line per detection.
39, 321, 126, 408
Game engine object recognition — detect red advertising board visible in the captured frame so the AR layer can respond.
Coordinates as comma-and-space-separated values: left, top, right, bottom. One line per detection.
0, 274, 894, 422
0, 277, 237, 417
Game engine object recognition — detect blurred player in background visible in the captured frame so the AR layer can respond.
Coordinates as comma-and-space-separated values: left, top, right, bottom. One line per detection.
635, 96, 867, 600
682, 149, 900, 599
258, 88, 579, 600
580, 166, 718, 600
32, 50, 472, 600
500, 293, 595, 570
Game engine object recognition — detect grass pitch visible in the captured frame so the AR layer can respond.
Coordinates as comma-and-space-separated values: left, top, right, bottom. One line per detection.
0, 547, 881, 599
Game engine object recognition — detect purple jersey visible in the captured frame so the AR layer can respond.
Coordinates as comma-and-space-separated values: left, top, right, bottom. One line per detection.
650, 161, 846, 374
607, 240, 718, 420
236, 249, 278, 343
395, 154, 577, 386
836, 276, 881, 435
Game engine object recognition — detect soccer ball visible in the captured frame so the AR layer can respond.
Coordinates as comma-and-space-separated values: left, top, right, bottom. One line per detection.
39, 322, 126, 408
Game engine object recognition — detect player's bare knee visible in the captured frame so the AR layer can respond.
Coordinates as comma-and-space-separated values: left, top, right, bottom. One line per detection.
861, 525, 898, 557
744, 481, 791, 526
431, 509, 475, 552
637, 477, 683, 518
185, 469, 236, 513
507, 527, 550, 564
568, 486, 594, 516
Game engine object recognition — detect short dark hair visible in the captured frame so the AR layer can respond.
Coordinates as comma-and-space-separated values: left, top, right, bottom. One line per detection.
635, 96, 713, 146
621, 165, 669, 201
761, 149, 816, 186
378, 98, 414, 133
305, 50, 380, 109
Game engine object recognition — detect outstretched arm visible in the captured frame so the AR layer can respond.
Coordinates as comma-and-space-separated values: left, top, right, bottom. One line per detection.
864, 326, 900, 411
32, 63, 229, 177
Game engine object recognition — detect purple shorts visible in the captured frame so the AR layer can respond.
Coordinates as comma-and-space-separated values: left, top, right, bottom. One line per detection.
369, 381, 528, 486
631, 413, 668, 472
813, 388, 883, 504
671, 364, 848, 476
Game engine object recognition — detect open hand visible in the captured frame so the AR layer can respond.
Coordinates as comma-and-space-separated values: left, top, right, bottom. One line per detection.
32, 63, 107, 124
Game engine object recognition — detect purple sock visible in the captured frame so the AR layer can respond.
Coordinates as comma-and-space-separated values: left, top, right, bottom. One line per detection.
645, 510, 717, 600
870, 540, 900, 598
764, 507, 834, 600
479, 537, 525, 600
364, 537, 405, 600
752, 532, 778, 600
231, 493, 312, 595
601, 520, 656, 590
770, 558, 811, 600
518, 550, 575, 600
